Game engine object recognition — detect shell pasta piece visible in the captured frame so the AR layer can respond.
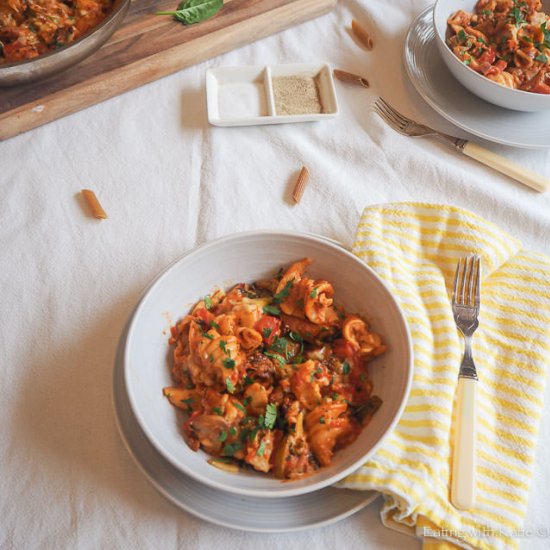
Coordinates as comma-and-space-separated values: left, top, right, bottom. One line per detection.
164, 259, 387, 479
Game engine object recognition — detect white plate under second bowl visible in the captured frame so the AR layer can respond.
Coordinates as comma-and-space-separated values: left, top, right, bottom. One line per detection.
403, 6, 550, 149
123, 231, 413, 499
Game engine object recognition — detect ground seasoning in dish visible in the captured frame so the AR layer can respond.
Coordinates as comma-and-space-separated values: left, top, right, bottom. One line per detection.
272, 75, 323, 115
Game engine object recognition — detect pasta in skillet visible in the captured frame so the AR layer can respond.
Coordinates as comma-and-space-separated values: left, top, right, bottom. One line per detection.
163, 259, 386, 479
447, 0, 550, 94
0, 0, 115, 63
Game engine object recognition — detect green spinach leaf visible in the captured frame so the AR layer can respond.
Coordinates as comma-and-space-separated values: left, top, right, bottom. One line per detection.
157, 0, 223, 25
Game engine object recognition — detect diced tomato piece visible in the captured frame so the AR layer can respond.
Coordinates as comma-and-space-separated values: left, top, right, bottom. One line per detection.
530, 83, 550, 94
477, 47, 496, 66
194, 307, 214, 324
332, 338, 356, 359
254, 315, 281, 345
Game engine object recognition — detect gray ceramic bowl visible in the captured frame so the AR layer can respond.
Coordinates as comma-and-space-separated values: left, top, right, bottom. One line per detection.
124, 231, 413, 498
0, 0, 130, 87
433, 0, 550, 111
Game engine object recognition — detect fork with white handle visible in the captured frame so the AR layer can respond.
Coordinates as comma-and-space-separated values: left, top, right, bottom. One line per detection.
450, 255, 481, 510
374, 98, 550, 193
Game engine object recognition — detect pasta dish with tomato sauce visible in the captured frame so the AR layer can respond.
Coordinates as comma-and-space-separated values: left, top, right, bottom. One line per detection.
163, 259, 386, 479
0, 0, 115, 63
447, 0, 550, 94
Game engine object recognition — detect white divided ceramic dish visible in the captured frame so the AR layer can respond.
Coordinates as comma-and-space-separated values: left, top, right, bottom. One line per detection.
123, 231, 413, 499
404, 7, 550, 148
206, 63, 339, 126
433, 0, 550, 112
114, 327, 379, 532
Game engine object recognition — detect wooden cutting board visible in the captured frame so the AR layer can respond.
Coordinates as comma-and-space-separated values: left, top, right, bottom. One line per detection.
0, 0, 337, 141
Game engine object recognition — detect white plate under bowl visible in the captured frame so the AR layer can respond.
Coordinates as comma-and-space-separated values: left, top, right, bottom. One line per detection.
403, 6, 550, 149
123, 231, 413, 499
113, 326, 378, 532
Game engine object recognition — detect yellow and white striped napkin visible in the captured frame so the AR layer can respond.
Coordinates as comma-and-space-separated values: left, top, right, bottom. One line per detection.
338, 203, 550, 550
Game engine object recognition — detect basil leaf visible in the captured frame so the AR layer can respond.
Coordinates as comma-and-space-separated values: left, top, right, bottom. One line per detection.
225, 377, 235, 393
157, 0, 223, 25
264, 403, 277, 430
263, 304, 281, 316
257, 442, 266, 456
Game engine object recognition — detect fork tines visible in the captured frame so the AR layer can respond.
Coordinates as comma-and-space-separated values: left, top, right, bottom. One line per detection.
373, 97, 409, 134
452, 255, 481, 309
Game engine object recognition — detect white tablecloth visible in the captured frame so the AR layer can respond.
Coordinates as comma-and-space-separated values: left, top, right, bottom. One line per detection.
1, 1, 549, 548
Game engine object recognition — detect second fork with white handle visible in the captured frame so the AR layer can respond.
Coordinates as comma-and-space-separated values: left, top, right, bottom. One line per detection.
451, 255, 481, 511
374, 98, 550, 193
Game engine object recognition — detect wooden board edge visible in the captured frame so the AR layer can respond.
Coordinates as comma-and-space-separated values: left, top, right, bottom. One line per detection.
0, 0, 337, 141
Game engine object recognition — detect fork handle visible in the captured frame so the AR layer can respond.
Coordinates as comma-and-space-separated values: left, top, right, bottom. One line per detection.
451, 377, 477, 510
461, 142, 550, 193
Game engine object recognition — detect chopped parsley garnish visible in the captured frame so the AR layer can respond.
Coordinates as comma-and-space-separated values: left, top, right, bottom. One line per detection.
272, 278, 294, 303
256, 440, 267, 456
309, 288, 317, 298
212, 407, 223, 416
263, 304, 281, 316
243, 375, 254, 386
210, 320, 220, 330
270, 336, 292, 359
201, 330, 214, 340
342, 360, 351, 375
265, 351, 286, 366
288, 331, 303, 343
219, 340, 229, 355
542, 22, 550, 49
233, 402, 246, 414
457, 29, 468, 44
535, 53, 548, 63
204, 295, 212, 310
319, 416, 326, 424
225, 377, 236, 393
243, 396, 252, 406
181, 397, 194, 406
223, 357, 235, 369
508, 1, 527, 28
222, 442, 242, 457
229, 427, 237, 436
262, 327, 273, 339
218, 430, 227, 442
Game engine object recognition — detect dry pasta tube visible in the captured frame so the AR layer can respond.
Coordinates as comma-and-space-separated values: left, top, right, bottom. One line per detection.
81, 189, 108, 219
292, 166, 309, 204
351, 19, 373, 50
